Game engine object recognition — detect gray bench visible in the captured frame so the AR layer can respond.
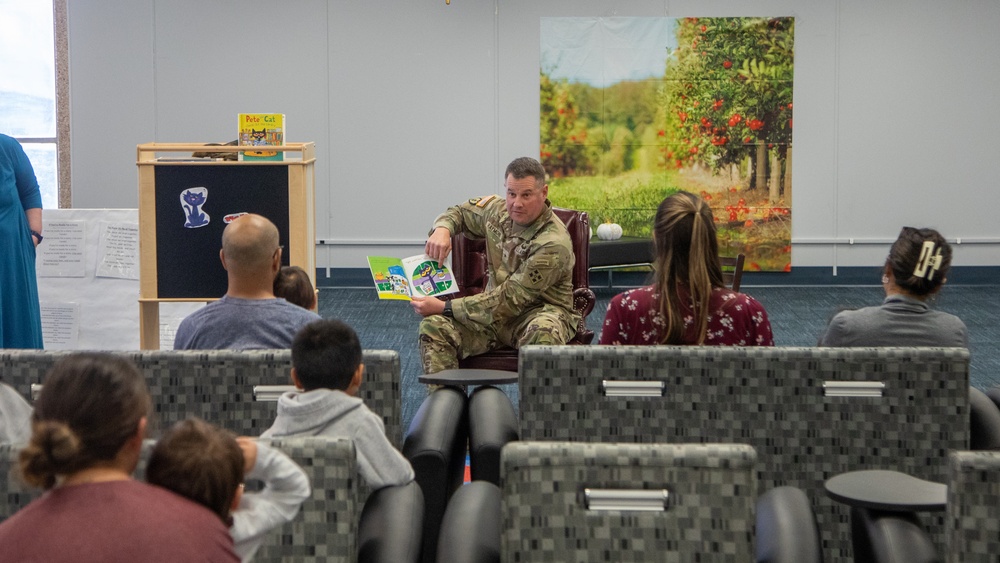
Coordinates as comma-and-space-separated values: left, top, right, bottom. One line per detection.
502, 442, 759, 562
255, 437, 361, 563
0, 349, 402, 448
518, 345, 970, 563
2, 437, 367, 562
946, 450, 1000, 561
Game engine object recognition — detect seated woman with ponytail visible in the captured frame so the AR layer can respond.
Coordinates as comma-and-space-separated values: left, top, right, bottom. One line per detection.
599, 191, 774, 346
0, 353, 238, 563
818, 227, 968, 347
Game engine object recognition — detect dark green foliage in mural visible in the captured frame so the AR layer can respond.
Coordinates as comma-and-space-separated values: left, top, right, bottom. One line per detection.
540, 72, 591, 178
660, 17, 793, 192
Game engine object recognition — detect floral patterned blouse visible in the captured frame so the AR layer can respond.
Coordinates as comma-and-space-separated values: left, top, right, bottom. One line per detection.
598, 285, 774, 346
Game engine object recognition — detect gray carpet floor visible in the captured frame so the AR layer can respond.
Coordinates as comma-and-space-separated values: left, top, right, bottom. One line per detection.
317, 284, 999, 432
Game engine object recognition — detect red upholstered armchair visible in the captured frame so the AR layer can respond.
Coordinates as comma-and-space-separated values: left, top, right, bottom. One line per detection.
446, 207, 596, 371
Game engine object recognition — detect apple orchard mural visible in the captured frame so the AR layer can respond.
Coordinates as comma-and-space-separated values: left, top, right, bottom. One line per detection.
541, 17, 794, 272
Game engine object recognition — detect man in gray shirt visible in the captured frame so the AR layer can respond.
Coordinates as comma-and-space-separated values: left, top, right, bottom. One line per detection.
174, 214, 320, 350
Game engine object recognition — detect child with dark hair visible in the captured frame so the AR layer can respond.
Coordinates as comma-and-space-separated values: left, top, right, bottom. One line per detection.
261, 319, 414, 489
818, 226, 968, 347
273, 266, 317, 311
147, 419, 244, 525
148, 418, 310, 562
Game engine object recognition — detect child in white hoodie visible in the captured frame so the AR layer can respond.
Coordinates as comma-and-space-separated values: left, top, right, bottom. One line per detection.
0, 382, 32, 443
261, 319, 414, 489
147, 418, 310, 562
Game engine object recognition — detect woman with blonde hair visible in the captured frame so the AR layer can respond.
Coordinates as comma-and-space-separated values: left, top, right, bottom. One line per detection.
0, 353, 238, 562
599, 191, 773, 346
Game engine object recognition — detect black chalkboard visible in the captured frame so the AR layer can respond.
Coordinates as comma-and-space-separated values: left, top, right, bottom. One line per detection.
153, 165, 291, 298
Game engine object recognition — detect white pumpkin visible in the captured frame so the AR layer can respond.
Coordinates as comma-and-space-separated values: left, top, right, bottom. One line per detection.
596, 222, 623, 241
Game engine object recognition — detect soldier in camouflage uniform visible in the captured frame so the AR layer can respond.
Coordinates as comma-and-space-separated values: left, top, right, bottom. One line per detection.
411, 157, 580, 374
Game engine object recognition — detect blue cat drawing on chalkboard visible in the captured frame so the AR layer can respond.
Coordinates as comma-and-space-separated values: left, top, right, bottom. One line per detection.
180, 187, 210, 229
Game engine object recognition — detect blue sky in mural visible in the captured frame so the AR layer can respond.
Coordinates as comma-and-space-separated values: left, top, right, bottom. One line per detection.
540, 17, 678, 87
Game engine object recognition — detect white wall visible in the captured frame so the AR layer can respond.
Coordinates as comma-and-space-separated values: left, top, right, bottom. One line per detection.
66, 0, 1000, 269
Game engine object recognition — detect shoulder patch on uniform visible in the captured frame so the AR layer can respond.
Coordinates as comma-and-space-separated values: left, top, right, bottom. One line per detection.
471, 194, 497, 208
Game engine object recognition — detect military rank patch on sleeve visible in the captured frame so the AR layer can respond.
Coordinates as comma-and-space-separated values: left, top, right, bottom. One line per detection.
470, 194, 497, 208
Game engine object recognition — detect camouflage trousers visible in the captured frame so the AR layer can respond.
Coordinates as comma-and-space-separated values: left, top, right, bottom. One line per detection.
418, 305, 576, 375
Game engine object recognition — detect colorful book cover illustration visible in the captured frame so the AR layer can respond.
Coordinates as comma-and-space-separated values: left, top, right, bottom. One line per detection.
237, 113, 285, 161
367, 254, 458, 301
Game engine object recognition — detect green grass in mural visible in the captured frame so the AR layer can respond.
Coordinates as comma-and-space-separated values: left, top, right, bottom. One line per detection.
548, 171, 680, 237
549, 170, 793, 271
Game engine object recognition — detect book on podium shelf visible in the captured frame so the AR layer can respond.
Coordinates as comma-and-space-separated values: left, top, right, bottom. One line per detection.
237, 113, 285, 161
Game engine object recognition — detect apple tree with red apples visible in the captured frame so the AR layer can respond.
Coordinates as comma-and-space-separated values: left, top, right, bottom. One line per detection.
659, 17, 793, 195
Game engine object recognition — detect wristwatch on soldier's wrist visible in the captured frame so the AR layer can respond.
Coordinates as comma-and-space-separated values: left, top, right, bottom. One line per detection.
30, 230, 43, 244
442, 301, 454, 318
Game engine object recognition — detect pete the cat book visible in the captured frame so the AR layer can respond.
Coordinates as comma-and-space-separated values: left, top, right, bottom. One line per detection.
238, 113, 285, 161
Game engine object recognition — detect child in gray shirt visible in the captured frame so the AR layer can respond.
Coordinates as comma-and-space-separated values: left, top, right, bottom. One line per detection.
261, 319, 414, 489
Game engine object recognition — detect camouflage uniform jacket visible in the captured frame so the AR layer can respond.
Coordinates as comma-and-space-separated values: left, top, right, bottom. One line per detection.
431, 195, 580, 332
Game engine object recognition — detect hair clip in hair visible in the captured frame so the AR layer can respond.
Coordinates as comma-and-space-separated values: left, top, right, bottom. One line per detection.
913, 241, 943, 280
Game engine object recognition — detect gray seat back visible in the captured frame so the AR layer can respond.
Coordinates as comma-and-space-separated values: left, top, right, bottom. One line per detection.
355, 350, 402, 449
0, 440, 155, 522
1, 437, 359, 563
0, 443, 38, 521
501, 441, 757, 562
137, 350, 293, 437
0, 349, 402, 448
946, 451, 1000, 562
0, 350, 59, 398
255, 437, 359, 563
519, 345, 970, 563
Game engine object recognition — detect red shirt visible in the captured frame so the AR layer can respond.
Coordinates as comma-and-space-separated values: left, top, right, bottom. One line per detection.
599, 285, 774, 346
0, 480, 238, 563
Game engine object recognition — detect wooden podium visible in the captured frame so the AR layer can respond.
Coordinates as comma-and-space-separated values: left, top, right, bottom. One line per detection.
136, 142, 316, 349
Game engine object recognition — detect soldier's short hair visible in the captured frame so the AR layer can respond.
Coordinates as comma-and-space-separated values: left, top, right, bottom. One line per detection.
505, 157, 546, 185
291, 319, 363, 391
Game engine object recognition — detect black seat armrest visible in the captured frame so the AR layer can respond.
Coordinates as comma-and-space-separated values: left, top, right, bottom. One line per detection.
359, 481, 425, 563
468, 386, 519, 485
970, 386, 1000, 450
403, 387, 469, 563
436, 481, 501, 563
850, 507, 939, 563
755, 486, 822, 563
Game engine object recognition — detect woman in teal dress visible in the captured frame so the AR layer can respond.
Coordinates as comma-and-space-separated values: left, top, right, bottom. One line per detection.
0, 134, 43, 348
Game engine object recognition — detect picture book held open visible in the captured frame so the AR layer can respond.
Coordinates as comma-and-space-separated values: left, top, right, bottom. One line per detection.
367, 254, 459, 300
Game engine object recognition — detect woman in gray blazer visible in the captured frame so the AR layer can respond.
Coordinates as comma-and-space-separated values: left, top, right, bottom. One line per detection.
818, 226, 968, 347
